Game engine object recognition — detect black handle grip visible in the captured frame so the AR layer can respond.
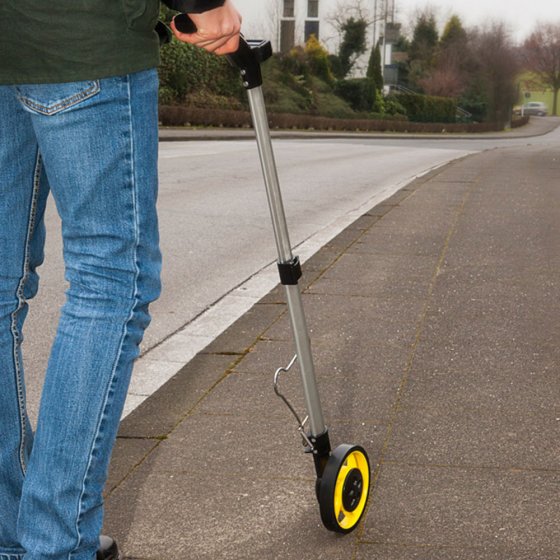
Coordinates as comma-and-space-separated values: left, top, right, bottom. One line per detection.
174, 13, 198, 34
173, 14, 272, 90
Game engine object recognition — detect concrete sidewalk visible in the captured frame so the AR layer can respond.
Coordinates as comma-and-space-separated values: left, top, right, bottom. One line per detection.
103, 139, 560, 559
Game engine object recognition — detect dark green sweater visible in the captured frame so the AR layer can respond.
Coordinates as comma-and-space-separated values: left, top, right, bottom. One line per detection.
0, 0, 167, 85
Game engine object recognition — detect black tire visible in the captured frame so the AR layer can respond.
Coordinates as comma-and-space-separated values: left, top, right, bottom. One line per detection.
318, 444, 371, 534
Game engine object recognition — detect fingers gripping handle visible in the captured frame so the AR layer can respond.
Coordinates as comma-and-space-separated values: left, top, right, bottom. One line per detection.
173, 13, 198, 34
173, 14, 272, 89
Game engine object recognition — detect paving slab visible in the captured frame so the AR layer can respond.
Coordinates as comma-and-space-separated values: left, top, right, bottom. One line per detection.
386, 404, 560, 469
305, 253, 438, 299
355, 544, 557, 560
362, 463, 560, 552
118, 353, 237, 439
103, 140, 560, 559
105, 472, 358, 560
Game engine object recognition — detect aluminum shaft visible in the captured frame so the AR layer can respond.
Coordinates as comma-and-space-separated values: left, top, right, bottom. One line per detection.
247, 86, 326, 437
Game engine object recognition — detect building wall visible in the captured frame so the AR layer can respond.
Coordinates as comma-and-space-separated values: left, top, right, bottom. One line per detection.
232, 0, 391, 78
232, 0, 334, 52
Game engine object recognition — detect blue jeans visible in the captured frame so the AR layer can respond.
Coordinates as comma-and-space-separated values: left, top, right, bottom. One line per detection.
0, 69, 162, 560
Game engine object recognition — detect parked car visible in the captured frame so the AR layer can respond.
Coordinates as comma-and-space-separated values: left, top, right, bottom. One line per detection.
522, 101, 548, 116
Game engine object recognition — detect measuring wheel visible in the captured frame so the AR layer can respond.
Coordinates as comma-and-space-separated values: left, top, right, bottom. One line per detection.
172, 15, 374, 533
318, 444, 370, 534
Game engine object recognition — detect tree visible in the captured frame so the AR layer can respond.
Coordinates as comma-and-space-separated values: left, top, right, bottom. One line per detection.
336, 17, 368, 78
419, 15, 470, 98
417, 66, 464, 98
440, 15, 468, 49
326, 0, 372, 78
408, 12, 439, 90
472, 23, 519, 124
327, 0, 372, 39
392, 34, 411, 87
523, 23, 560, 116
366, 42, 383, 88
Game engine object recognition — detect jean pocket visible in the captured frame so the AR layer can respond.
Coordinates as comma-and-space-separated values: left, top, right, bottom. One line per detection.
122, 0, 159, 31
15, 80, 101, 116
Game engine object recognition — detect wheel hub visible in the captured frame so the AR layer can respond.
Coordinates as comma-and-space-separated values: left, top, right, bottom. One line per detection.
342, 468, 363, 512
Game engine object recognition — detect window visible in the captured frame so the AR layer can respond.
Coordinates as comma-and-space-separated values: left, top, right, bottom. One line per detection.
308, 0, 319, 18
304, 20, 320, 42
280, 19, 295, 53
283, 0, 294, 18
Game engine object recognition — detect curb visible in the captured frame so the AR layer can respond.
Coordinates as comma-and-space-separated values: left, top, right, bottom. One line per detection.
159, 117, 560, 143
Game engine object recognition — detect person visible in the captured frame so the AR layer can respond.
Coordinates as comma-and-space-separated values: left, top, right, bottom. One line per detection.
0, 1, 241, 559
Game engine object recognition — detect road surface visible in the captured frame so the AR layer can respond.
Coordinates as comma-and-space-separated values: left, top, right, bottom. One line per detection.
22, 127, 559, 419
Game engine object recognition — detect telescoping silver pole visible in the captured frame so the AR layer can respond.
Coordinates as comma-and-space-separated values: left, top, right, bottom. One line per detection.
169, 22, 370, 534
170, 20, 330, 446
247, 86, 326, 439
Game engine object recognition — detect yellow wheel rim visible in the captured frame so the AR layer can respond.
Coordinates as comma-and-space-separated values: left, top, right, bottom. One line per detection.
333, 449, 370, 530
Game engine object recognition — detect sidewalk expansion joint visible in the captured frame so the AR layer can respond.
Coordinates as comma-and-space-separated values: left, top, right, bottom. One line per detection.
356, 540, 517, 552
351, 170, 482, 546
117, 435, 169, 442
381, 459, 560, 474
109, 323, 284, 496
110, 373, 304, 494
305, 189, 419, 295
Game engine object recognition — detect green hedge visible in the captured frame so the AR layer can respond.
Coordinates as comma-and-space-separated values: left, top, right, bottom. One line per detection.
334, 78, 377, 112
396, 92, 457, 123
158, 39, 244, 104
159, 105, 518, 133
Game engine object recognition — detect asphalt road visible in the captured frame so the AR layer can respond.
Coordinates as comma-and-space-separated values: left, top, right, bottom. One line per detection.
21, 126, 559, 421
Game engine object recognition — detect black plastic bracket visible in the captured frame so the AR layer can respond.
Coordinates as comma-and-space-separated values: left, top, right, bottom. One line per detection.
277, 256, 302, 285
227, 39, 272, 89
308, 430, 332, 479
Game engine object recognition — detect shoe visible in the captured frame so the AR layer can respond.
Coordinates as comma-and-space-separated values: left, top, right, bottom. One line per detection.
97, 535, 121, 560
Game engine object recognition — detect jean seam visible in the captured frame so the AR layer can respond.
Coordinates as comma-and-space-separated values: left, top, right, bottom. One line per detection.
71, 72, 141, 559
9, 150, 42, 476
17, 81, 100, 116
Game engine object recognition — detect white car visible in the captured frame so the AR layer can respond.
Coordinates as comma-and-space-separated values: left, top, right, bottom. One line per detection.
522, 101, 548, 116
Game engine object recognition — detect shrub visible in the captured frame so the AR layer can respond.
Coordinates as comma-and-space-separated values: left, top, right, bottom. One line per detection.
396, 92, 456, 123
334, 78, 377, 112
159, 105, 513, 133
281, 46, 309, 78
373, 88, 385, 113
304, 34, 334, 84
383, 94, 407, 116
262, 55, 314, 114
158, 39, 244, 104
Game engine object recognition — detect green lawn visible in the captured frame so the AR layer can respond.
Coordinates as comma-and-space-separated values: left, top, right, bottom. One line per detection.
517, 72, 559, 115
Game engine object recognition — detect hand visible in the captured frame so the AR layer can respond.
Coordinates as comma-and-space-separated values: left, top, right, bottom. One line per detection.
170, 0, 242, 55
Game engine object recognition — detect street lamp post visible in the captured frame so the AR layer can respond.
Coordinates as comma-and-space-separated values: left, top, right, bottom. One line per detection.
381, 0, 388, 72
373, 0, 378, 46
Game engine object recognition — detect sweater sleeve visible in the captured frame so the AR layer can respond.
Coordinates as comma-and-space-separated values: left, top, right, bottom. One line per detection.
161, 0, 225, 12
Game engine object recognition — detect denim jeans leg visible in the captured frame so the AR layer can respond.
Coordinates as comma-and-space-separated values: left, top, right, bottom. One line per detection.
0, 87, 50, 560
14, 69, 161, 560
